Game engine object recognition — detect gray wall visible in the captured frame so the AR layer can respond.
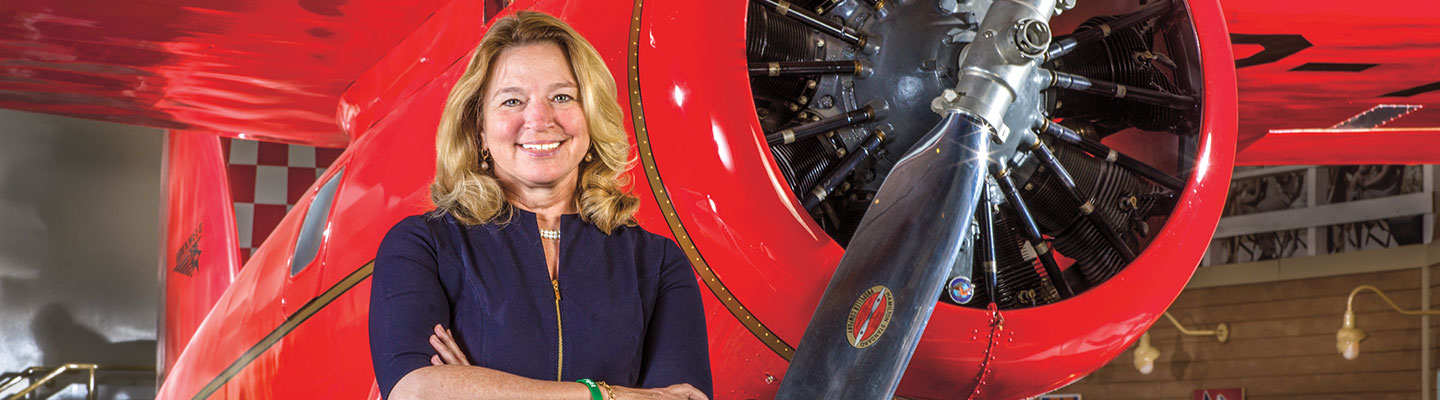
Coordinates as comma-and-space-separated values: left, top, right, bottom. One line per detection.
0, 109, 161, 396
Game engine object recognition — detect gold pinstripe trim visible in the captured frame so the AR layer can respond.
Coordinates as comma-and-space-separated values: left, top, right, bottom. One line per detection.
627, 0, 796, 360
192, 261, 375, 399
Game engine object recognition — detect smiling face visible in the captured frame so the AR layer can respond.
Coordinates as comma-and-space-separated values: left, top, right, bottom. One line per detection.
480, 42, 590, 198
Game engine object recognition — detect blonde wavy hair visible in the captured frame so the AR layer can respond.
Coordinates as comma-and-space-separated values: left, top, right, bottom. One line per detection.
431, 11, 638, 233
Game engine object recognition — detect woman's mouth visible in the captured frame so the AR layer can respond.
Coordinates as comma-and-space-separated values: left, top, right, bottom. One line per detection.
518, 139, 566, 157
520, 142, 561, 151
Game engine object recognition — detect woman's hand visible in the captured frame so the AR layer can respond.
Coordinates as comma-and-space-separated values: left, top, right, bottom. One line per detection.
610, 383, 709, 400
429, 324, 471, 366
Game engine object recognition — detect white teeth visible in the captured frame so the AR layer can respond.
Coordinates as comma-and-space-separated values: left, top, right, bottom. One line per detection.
521, 142, 560, 151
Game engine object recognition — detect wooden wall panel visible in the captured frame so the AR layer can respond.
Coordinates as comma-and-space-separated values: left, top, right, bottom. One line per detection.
1059, 267, 1429, 399
1422, 264, 1434, 397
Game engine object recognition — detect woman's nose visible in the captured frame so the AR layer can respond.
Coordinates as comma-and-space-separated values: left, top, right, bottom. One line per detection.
522, 98, 556, 130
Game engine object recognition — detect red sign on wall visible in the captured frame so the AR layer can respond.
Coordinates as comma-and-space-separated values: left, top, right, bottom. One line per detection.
1195, 388, 1244, 400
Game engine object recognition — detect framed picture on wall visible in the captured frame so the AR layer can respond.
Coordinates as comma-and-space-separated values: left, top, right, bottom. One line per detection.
1194, 388, 1244, 400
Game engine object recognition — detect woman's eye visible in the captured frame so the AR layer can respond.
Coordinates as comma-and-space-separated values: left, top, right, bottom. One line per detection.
553, 94, 574, 103
500, 99, 521, 107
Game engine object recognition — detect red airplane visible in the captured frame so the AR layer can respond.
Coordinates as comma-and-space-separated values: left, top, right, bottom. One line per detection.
2, 0, 1439, 398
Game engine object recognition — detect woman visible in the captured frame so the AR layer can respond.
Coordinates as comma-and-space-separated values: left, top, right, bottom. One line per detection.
369, 11, 712, 400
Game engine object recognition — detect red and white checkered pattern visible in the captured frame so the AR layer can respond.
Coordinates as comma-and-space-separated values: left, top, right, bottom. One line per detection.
220, 138, 344, 263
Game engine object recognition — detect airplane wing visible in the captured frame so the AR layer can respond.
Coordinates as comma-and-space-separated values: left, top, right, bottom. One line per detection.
0, 0, 470, 147
1225, 0, 1440, 165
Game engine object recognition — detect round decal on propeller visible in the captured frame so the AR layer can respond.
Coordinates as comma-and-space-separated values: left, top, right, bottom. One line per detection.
845, 285, 895, 349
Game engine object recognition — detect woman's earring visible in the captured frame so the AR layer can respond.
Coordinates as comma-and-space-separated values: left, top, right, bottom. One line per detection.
584, 152, 594, 163
480, 148, 492, 170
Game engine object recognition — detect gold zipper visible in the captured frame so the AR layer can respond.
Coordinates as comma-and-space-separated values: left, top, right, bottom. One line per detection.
552, 278, 563, 381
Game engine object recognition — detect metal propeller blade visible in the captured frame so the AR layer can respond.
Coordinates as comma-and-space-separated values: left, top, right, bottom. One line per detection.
776, 0, 1063, 396
776, 111, 992, 399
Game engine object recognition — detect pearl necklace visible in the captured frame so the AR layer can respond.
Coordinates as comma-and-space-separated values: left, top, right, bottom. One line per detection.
539, 228, 561, 240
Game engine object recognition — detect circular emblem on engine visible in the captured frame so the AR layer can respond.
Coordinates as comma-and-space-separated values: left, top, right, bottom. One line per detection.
845, 285, 894, 349
947, 276, 975, 304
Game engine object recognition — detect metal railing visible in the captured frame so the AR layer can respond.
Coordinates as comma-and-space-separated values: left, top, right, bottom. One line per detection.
0, 364, 153, 400
0, 368, 47, 396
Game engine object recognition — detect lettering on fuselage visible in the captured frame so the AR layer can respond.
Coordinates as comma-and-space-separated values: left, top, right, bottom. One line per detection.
1231, 33, 1312, 68
1231, 33, 1440, 98
174, 223, 202, 277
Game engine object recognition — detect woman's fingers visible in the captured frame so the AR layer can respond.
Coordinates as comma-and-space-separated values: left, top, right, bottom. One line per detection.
445, 328, 470, 365
432, 325, 456, 360
430, 324, 465, 365
437, 326, 470, 365
610, 384, 707, 400
430, 324, 471, 365
430, 354, 443, 366
666, 384, 708, 400
429, 334, 460, 365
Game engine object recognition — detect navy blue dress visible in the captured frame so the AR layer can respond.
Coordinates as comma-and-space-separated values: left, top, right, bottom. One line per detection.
369, 208, 712, 399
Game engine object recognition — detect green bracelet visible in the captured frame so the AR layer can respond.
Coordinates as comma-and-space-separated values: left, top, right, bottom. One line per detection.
576, 378, 602, 400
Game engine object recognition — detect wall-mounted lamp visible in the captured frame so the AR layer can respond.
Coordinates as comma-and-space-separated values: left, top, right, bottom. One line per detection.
1336, 284, 1439, 360
1132, 333, 1161, 374
1133, 311, 1230, 374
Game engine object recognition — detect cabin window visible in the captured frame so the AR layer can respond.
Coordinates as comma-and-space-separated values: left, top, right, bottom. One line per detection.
291, 168, 344, 276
